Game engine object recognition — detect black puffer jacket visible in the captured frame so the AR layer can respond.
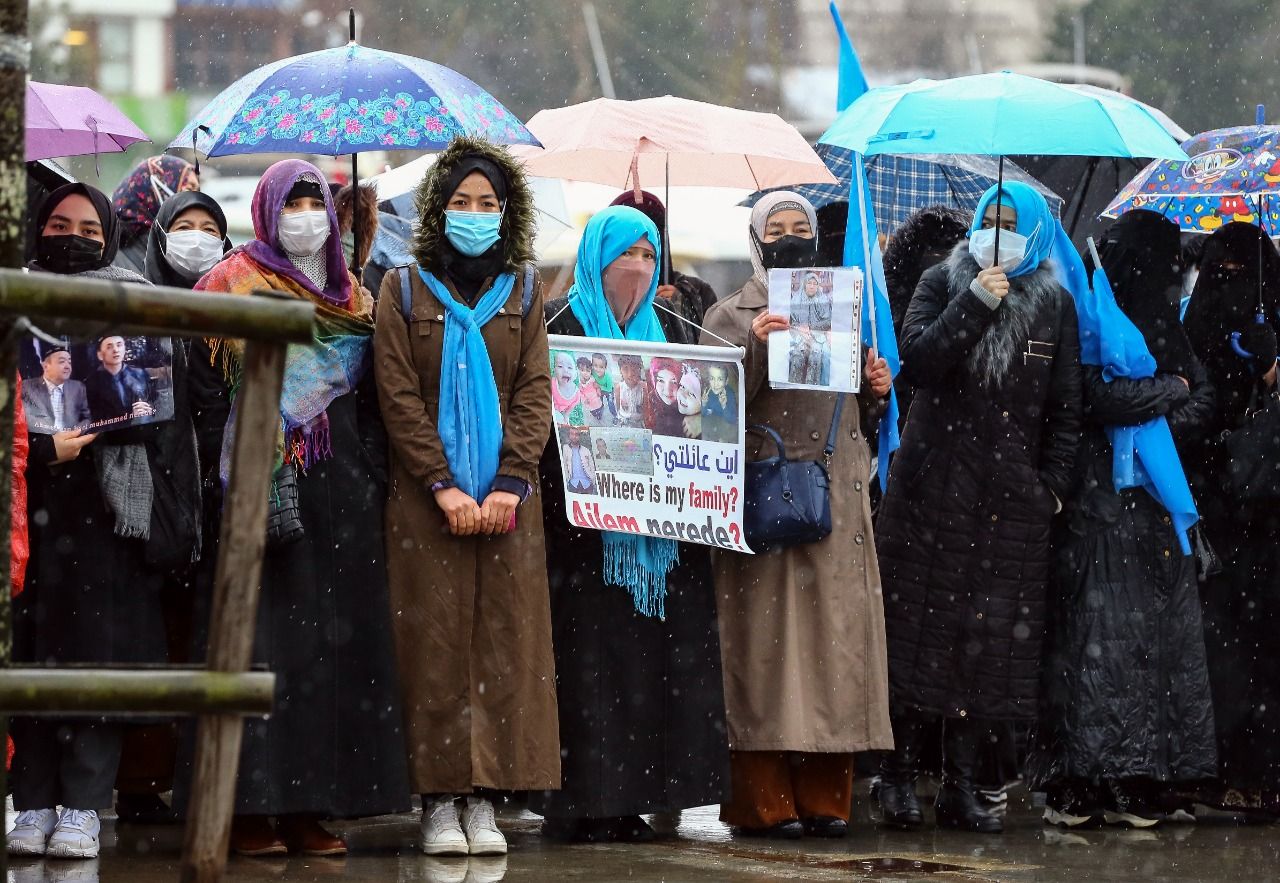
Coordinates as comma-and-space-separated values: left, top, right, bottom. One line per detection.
876, 244, 1083, 720
1028, 358, 1218, 786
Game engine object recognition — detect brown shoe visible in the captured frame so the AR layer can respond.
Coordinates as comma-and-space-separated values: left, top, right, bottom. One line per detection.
278, 815, 348, 857
229, 815, 287, 857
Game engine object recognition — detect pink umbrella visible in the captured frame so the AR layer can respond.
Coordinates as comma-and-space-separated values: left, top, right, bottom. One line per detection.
519, 96, 838, 190
25, 81, 151, 163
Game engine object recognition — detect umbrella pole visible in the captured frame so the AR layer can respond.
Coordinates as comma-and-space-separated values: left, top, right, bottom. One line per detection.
663, 153, 670, 286
1067, 156, 1099, 239
351, 152, 362, 278
1257, 193, 1266, 315
993, 154, 1005, 261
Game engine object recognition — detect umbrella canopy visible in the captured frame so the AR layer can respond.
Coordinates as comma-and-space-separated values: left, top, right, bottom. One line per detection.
168, 42, 538, 159
819, 71, 1188, 161
520, 96, 837, 190
25, 82, 151, 162
367, 153, 572, 255
1103, 125, 1280, 235
743, 144, 1062, 231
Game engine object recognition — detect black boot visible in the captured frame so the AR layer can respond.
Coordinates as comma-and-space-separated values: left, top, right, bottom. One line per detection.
935, 718, 1003, 834
876, 717, 929, 830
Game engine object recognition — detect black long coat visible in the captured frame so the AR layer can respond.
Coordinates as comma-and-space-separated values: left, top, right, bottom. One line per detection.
876, 248, 1083, 721
531, 301, 729, 819
185, 353, 411, 818
1028, 361, 1218, 786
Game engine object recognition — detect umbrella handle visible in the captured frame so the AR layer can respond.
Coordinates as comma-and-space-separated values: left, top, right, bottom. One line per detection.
1229, 313, 1270, 359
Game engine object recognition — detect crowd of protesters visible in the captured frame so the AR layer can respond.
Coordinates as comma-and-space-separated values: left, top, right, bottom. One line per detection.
7, 134, 1280, 864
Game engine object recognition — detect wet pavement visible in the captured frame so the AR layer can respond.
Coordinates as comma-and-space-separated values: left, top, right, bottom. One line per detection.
7, 788, 1280, 882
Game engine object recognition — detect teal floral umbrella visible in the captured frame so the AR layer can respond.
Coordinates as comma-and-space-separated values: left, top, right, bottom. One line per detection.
169, 14, 537, 268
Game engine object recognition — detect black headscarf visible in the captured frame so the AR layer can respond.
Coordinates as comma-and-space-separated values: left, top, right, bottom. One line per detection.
1087, 209, 1195, 377
435, 155, 509, 300
32, 182, 120, 272
143, 191, 232, 288
882, 205, 970, 332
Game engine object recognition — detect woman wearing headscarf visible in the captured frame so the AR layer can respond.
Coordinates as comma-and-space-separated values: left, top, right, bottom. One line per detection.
104, 191, 234, 825
1028, 210, 1217, 828
373, 136, 558, 857
700, 192, 893, 839
189, 159, 409, 856
111, 155, 200, 274
610, 189, 719, 345
874, 182, 1082, 834
534, 205, 729, 843
1180, 222, 1280, 818
7, 183, 199, 860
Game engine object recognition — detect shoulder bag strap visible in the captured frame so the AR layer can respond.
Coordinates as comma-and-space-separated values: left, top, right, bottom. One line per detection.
823, 394, 846, 469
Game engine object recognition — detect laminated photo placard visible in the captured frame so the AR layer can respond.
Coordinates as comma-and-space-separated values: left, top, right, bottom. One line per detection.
766, 266, 863, 393
548, 335, 750, 553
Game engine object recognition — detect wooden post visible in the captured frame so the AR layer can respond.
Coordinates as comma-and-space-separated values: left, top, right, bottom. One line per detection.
0, 3, 26, 878
181, 339, 287, 883
0, 669, 275, 715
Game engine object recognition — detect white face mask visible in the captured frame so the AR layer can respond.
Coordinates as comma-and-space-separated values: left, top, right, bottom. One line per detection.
277, 210, 330, 255
164, 229, 224, 279
968, 226, 1030, 271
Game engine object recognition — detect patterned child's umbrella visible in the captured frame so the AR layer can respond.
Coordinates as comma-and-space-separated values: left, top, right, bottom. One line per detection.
1103, 125, 1280, 235
743, 143, 1062, 232
170, 43, 538, 159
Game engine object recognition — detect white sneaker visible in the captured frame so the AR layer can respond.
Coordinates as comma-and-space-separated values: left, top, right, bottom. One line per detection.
7, 807, 58, 855
461, 797, 507, 856
421, 796, 469, 856
46, 809, 100, 859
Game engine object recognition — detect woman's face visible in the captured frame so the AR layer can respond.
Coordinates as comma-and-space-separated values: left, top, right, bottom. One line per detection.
169, 206, 222, 238
282, 195, 326, 215
804, 275, 820, 297
762, 209, 813, 243
676, 374, 701, 415
448, 171, 501, 213
603, 236, 658, 325
42, 193, 105, 243
654, 367, 678, 405
981, 203, 1019, 233
554, 352, 575, 382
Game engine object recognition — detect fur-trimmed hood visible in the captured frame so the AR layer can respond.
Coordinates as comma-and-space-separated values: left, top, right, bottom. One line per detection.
410, 135, 536, 275
945, 240, 1063, 388
884, 205, 970, 331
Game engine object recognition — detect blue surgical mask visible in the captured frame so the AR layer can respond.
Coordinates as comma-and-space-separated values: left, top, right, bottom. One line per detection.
445, 210, 503, 257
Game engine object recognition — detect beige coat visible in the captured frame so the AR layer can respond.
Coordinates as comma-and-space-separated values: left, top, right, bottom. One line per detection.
701, 276, 893, 753
373, 268, 560, 793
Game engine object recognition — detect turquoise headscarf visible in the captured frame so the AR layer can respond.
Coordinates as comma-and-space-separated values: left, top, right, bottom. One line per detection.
566, 206, 678, 618
968, 181, 1057, 279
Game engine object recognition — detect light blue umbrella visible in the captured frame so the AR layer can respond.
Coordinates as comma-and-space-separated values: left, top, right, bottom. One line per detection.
820, 71, 1188, 161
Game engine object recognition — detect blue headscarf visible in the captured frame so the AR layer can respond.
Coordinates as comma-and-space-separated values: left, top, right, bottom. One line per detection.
968, 181, 1058, 279
566, 206, 678, 618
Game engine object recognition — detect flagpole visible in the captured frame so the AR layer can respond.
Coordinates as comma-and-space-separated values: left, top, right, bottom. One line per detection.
855, 152, 878, 356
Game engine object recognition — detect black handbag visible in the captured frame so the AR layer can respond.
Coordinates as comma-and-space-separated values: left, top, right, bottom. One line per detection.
266, 463, 305, 547
743, 395, 845, 551
1223, 389, 1280, 503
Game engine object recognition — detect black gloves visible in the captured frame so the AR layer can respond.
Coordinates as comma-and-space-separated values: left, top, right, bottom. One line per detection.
1239, 322, 1279, 370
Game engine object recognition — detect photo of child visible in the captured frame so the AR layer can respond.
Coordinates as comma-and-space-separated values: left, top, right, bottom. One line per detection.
591, 353, 618, 423
552, 350, 585, 425
576, 356, 606, 423
615, 354, 648, 428
700, 362, 739, 443
788, 270, 833, 386
675, 364, 702, 440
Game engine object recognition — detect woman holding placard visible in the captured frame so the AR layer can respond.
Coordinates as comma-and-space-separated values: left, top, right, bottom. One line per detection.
535, 205, 729, 843
700, 191, 894, 839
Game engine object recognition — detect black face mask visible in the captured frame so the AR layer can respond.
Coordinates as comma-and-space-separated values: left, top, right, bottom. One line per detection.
757, 232, 819, 270
37, 234, 105, 275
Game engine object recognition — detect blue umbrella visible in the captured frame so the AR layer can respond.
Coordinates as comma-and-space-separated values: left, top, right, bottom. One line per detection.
743, 143, 1062, 232
169, 12, 537, 268
820, 71, 1188, 160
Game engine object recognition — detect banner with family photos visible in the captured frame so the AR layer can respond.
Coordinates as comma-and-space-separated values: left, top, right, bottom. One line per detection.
766, 266, 864, 393
18, 334, 175, 435
548, 335, 750, 554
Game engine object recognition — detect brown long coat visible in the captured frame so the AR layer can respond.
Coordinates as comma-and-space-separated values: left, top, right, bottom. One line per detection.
373, 267, 560, 793
701, 276, 893, 753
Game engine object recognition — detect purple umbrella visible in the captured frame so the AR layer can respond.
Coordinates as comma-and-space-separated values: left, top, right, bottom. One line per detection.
25, 82, 151, 163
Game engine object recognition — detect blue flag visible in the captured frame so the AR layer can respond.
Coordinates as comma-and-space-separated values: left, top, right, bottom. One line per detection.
842, 153, 900, 490
830, 1, 869, 110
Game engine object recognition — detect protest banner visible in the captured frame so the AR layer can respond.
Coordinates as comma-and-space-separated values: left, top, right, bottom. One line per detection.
19, 333, 175, 435
766, 265, 864, 393
548, 334, 750, 554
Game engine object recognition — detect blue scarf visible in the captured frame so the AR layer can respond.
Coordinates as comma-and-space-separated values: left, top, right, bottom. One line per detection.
968, 181, 1057, 279
567, 205, 678, 618
419, 267, 514, 501
1077, 263, 1199, 554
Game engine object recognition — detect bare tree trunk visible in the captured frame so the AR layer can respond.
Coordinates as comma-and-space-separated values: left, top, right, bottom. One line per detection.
0, 0, 27, 875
